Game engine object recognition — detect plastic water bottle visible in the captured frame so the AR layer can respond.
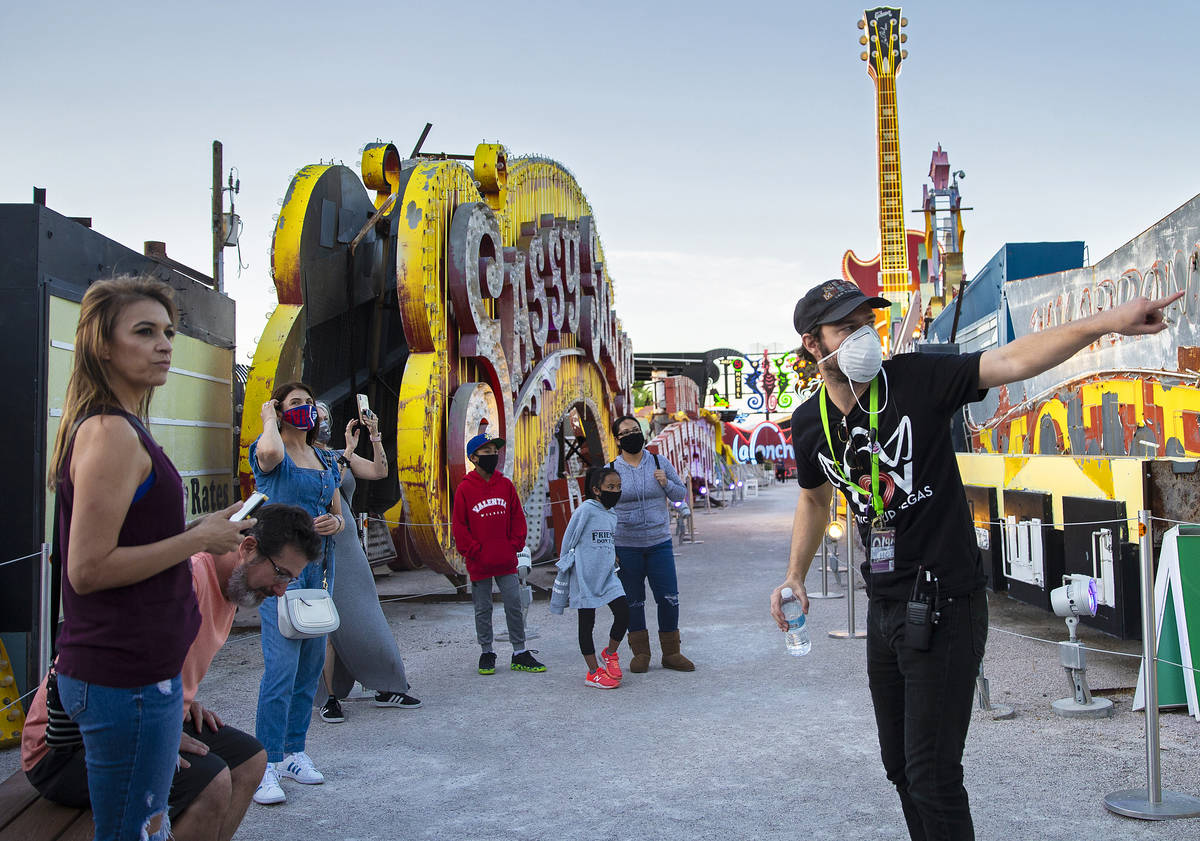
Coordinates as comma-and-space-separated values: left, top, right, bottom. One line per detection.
781, 587, 811, 656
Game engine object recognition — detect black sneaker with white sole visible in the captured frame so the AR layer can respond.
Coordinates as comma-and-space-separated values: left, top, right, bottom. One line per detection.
374, 691, 422, 709
319, 695, 345, 723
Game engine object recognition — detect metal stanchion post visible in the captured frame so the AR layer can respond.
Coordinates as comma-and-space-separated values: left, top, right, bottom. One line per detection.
975, 660, 1015, 720
38, 543, 52, 679
675, 480, 701, 545
829, 509, 865, 639
809, 539, 844, 601
1103, 511, 1200, 819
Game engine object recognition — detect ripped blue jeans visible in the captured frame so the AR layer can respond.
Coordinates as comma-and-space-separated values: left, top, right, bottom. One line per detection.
56, 673, 182, 841
616, 539, 680, 632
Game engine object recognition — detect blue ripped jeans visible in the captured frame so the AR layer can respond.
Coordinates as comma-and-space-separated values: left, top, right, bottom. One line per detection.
616, 539, 680, 632
56, 673, 182, 841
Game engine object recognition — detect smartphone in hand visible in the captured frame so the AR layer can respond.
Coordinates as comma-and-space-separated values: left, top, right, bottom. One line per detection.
356, 393, 370, 420
231, 491, 268, 522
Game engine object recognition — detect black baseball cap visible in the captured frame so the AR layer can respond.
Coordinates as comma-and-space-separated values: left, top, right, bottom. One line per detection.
793, 279, 889, 336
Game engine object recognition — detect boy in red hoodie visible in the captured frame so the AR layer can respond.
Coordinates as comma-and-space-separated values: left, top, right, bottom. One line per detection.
452, 434, 546, 675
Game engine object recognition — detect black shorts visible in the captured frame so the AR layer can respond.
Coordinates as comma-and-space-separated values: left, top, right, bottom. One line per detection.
26, 722, 263, 820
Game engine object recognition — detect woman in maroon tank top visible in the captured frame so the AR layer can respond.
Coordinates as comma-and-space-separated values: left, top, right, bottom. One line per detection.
46, 276, 253, 841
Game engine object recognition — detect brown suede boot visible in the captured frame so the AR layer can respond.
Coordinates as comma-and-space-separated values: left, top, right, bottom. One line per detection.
659, 630, 695, 671
628, 629, 652, 673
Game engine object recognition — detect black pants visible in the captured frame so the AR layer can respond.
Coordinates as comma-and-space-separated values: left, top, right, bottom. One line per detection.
866, 589, 987, 841
577, 596, 629, 656
28, 721, 263, 821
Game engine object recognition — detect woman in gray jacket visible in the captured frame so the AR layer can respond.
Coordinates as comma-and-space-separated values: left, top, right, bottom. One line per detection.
608, 415, 694, 673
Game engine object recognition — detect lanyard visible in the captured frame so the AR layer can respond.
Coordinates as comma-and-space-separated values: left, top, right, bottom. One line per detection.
819, 377, 885, 523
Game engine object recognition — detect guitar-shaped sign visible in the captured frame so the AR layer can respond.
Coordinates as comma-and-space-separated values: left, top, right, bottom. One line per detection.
841, 6, 923, 348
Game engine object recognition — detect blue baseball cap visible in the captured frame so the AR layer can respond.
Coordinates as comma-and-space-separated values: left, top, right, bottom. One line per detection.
467, 434, 505, 456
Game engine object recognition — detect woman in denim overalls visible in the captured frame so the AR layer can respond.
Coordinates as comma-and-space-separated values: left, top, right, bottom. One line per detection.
248, 381, 346, 805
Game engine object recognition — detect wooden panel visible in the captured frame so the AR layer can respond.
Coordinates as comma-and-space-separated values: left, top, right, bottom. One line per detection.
1, 796, 85, 840
0, 772, 40, 834
54, 811, 95, 841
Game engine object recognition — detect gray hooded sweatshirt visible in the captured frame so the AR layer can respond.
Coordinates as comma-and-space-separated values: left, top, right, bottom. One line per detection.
551, 499, 625, 611
609, 451, 687, 547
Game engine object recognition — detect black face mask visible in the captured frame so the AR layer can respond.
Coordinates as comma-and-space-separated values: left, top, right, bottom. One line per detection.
598, 490, 621, 509
618, 432, 645, 454
475, 453, 500, 474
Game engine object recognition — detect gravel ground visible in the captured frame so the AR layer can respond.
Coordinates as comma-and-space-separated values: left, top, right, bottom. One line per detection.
3, 481, 1199, 840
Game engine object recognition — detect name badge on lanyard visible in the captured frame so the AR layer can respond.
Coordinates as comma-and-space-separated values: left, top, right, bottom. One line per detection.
869, 524, 895, 574
821, 376, 892, 575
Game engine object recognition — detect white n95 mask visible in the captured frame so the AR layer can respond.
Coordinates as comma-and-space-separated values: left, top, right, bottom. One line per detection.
819, 325, 883, 383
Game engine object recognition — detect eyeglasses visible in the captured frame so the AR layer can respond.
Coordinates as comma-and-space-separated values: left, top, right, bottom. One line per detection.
261, 554, 298, 584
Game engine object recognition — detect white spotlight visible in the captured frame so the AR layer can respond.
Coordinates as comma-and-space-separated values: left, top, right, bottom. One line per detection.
1050, 574, 1112, 718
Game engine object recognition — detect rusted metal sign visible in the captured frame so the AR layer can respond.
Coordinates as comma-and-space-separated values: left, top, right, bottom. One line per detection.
972, 193, 1200, 457
240, 141, 633, 571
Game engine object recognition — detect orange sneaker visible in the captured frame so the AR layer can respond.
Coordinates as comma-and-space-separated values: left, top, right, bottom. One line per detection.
601, 647, 623, 680
585, 666, 619, 689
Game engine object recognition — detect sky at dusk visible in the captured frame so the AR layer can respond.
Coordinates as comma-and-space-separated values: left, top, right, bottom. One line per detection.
3, 0, 1196, 359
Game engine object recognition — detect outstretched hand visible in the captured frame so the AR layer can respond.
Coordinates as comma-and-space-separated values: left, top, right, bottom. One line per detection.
1105, 291, 1183, 336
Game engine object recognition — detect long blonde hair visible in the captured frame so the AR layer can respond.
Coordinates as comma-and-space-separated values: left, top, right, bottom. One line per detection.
48, 275, 178, 489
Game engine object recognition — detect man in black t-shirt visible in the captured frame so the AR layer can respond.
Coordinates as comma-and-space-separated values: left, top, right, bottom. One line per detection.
770, 278, 1181, 841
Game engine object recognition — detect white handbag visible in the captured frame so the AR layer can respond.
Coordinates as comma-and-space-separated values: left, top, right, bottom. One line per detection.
277, 588, 341, 639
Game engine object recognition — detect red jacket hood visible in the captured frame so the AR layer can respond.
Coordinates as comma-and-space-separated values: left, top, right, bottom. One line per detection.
464, 468, 507, 487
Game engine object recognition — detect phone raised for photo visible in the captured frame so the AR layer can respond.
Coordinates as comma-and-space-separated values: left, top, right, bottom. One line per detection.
356, 393, 370, 420
231, 491, 268, 522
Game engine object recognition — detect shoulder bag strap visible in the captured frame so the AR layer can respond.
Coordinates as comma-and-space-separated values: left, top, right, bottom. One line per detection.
49, 490, 62, 651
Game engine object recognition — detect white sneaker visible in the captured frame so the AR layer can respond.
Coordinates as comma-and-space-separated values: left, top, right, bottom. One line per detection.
346, 682, 374, 700
279, 751, 325, 785
254, 763, 286, 804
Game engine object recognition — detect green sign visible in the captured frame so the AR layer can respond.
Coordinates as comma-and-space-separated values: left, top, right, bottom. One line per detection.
1135, 526, 1200, 717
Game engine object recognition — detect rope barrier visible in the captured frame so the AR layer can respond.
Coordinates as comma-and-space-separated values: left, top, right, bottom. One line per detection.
1150, 515, 1200, 527
0, 551, 44, 570
988, 624, 1197, 674
0, 687, 37, 716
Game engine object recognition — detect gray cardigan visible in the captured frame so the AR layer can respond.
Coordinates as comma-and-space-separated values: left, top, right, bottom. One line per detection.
551, 499, 625, 611
609, 450, 687, 548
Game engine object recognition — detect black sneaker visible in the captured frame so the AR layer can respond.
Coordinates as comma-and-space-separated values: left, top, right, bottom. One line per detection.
511, 650, 547, 672
478, 652, 497, 675
319, 695, 344, 723
374, 691, 422, 709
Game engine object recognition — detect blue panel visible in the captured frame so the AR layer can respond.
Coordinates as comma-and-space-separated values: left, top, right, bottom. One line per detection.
1006, 241, 1086, 284
927, 241, 1085, 343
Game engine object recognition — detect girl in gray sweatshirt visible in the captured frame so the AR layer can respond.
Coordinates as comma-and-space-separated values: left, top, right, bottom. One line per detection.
551, 468, 630, 689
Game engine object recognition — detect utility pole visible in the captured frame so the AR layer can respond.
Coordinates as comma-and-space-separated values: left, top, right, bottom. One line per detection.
211, 140, 223, 292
